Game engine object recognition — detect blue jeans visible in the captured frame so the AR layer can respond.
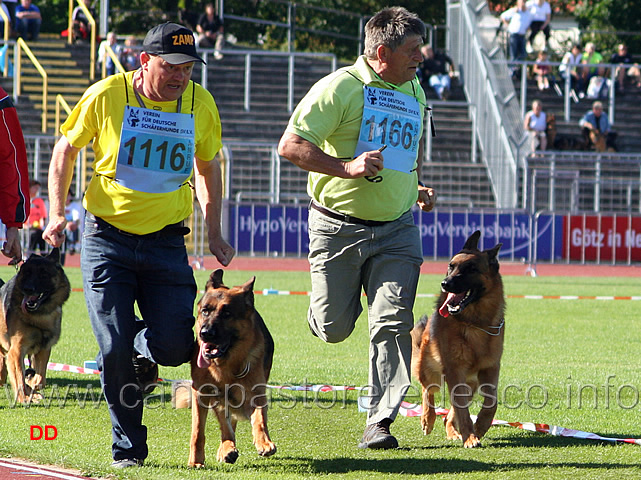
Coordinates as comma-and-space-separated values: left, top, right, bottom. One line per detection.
81, 213, 196, 461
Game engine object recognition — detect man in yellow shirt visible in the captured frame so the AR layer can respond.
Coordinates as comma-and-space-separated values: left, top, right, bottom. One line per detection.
43, 22, 234, 468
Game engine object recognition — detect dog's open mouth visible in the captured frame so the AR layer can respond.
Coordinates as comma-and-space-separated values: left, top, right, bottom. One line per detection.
197, 341, 229, 368
438, 289, 473, 318
21, 293, 48, 313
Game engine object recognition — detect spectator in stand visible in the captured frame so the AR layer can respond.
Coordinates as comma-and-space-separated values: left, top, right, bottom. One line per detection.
526, 0, 551, 50
500, 0, 533, 78
72, 0, 94, 43
581, 42, 604, 93
559, 43, 583, 95
579, 100, 617, 151
27, 179, 47, 255
97, 31, 121, 76
120, 35, 141, 71
0, 85, 30, 265
196, 2, 224, 60
609, 43, 636, 92
524, 99, 547, 153
15, 0, 41, 41
532, 50, 552, 91
418, 45, 455, 100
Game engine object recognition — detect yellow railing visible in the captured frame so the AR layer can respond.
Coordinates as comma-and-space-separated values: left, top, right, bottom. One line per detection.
102, 43, 126, 78
68, 0, 96, 81
54, 94, 72, 136
0, 7, 8, 77
55, 94, 88, 194
15, 38, 48, 133
0, 7, 8, 42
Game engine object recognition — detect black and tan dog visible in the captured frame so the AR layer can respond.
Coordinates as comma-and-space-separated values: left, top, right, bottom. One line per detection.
411, 231, 505, 448
0, 249, 70, 404
188, 269, 276, 466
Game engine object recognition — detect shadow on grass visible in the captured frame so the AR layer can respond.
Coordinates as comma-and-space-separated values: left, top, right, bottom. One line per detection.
309, 456, 640, 475
489, 432, 641, 449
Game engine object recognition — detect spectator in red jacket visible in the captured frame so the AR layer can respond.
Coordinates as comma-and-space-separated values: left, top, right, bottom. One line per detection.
0, 86, 30, 264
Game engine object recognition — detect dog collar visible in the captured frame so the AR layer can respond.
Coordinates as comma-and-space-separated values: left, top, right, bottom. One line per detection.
235, 362, 251, 379
470, 318, 505, 336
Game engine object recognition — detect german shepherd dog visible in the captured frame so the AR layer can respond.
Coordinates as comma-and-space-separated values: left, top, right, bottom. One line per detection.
411, 231, 505, 448
189, 269, 276, 466
0, 249, 70, 404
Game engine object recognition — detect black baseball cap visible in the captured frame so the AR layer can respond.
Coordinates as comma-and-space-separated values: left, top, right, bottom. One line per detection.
142, 22, 205, 65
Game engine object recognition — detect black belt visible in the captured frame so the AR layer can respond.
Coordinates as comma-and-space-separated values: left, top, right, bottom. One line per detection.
87, 213, 190, 238
309, 200, 390, 227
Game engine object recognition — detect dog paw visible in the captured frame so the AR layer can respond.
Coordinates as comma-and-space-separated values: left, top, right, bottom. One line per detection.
445, 426, 462, 441
463, 435, 482, 448
217, 444, 239, 464
420, 416, 434, 435
188, 461, 205, 468
256, 441, 276, 457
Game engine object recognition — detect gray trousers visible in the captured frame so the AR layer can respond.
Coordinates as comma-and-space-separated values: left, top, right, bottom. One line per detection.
307, 207, 423, 425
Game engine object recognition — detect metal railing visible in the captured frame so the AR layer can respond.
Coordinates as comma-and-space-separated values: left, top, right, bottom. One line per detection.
13, 38, 48, 133
446, 0, 520, 208
220, 0, 366, 55
100, 43, 127, 79
506, 59, 635, 125
68, 0, 96, 81
198, 49, 336, 113
523, 151, 641, 213
0, 7, 8, 43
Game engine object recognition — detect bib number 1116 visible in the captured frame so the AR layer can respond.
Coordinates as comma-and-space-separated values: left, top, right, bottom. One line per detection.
123, 137, 187, 171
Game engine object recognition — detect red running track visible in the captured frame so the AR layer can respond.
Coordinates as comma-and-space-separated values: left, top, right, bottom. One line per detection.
61, 254, 641, 277
0, 459, 99, 480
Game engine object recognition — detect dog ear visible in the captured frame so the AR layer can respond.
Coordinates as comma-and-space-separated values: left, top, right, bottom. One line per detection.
241, 276, 256, 308
208, 269, 225, 289
462, 230, 481, 251
47, 248, 61, 263
486, 243, 502, 270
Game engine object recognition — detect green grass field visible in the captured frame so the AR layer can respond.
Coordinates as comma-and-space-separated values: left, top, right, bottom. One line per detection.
1, 265, 641, 479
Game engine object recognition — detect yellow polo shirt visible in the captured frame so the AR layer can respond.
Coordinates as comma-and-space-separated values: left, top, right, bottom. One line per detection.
62, 71, 222, 234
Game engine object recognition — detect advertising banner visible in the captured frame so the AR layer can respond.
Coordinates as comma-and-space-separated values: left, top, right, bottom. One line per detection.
563, 215, 641, 262
229, 204, 563, 263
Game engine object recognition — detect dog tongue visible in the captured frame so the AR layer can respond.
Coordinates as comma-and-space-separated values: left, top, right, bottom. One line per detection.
197, 343, 211, 368
439, 292, 459, 318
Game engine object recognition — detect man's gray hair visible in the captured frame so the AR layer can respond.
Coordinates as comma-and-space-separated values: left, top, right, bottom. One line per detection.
363, 7, 426, 60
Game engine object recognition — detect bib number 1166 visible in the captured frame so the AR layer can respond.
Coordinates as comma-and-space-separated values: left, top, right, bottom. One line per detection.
364, 115, 416, 150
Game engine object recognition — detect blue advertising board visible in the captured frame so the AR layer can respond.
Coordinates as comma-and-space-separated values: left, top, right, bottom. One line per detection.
228, 204, 562, 262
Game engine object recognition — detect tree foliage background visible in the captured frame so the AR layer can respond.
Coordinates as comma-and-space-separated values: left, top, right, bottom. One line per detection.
40, 0, 445, 60
489, 0, 641, 54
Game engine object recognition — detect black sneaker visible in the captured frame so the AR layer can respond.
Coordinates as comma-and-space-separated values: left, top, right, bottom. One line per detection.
358, 418, 398, 449
132, 351, 158, 394
111, 458, 143, 468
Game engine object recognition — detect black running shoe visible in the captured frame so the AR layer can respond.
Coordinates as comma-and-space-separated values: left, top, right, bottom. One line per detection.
132, 351, 158, 394
358, 418, 399, 449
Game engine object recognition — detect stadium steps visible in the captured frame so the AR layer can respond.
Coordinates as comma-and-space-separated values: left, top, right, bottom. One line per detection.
4, 34, 93, 134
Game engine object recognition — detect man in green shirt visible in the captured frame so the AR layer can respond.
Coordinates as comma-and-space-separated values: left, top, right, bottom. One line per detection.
278, 6, 436, 449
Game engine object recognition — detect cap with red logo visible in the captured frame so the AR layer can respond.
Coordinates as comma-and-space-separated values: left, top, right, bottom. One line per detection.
142, 22, 205, 65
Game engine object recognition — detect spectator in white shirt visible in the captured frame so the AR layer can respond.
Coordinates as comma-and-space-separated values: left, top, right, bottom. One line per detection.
500, 0, 533, 76
526, 0, 551, 49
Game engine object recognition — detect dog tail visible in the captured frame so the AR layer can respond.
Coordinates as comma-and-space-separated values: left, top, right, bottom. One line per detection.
410, 314, 429, 350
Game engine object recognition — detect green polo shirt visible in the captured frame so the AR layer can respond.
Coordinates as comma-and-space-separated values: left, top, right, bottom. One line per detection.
285, 55, 426, 221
